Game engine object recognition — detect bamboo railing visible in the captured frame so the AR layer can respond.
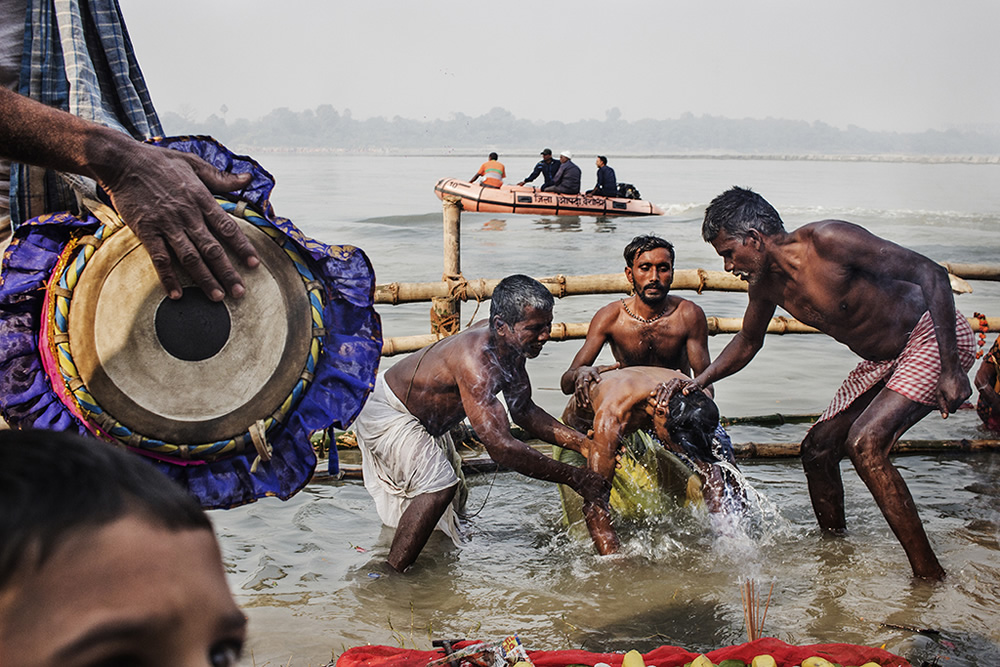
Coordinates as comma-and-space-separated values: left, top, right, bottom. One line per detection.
377, 198, 999, 356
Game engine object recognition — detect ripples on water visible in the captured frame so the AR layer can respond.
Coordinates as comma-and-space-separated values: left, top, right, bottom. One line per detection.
214, 155, 1000, 665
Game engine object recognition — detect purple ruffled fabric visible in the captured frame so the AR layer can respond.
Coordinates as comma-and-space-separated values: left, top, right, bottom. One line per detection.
0, 136, 382, 509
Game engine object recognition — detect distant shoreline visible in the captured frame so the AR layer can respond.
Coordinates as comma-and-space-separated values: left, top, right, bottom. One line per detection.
237, 147, 1000, 165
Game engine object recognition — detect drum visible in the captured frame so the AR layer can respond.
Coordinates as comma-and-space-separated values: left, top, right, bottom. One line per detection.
41, 199, 325, 461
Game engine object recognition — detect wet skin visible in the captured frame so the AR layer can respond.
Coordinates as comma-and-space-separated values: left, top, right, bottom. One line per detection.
561, 247, 712, 408
696, 220, 971, 579
381, 306, 610, 571
562, 368, 732, 554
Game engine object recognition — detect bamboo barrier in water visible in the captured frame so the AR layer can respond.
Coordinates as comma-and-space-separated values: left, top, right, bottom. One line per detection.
376, 200, 1000, 355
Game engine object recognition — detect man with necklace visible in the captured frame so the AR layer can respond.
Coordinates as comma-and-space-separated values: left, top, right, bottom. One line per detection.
560, 234, 713, 407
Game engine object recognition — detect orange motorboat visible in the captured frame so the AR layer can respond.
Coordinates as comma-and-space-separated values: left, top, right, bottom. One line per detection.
434, 177, 664, 217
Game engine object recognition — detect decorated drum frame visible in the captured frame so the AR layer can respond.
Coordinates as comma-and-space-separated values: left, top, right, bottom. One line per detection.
41, 198, 326, 462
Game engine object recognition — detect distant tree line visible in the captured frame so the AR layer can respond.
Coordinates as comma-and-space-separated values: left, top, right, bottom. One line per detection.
160, 105, 1000, 157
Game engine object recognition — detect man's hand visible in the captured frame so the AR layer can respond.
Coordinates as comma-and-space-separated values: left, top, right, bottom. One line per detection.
936, 369, 972, 419
570, 465, 611, 504
572, 362, 620, 408
97, 140, 260, 302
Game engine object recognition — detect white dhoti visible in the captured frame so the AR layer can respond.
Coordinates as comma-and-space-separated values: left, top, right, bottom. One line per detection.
354, 374, 467, 544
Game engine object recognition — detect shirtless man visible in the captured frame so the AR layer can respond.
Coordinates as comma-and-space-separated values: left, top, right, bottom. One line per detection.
561, 234, 712, 409
354, 275, 609, 572
565, 367, 744, 554
687, 186, 975, 579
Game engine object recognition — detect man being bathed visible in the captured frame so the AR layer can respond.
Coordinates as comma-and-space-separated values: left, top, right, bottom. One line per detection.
687, 186, 976, 580
563, 367, 745, 554
354, 275, 610, 572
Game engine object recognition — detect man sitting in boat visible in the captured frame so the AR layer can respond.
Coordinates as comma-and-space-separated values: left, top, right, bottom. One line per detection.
470, 152, 505, 188
585, 155, 618, 197
561, 367, 747, 554
353, 275, 609, 572
540, 150, 581, 194
517, 148, 560, 188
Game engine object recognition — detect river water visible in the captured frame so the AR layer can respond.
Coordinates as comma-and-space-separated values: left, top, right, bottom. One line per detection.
210, 154, 1000, 666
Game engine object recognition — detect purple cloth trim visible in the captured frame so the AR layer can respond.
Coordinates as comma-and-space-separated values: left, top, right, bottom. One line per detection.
0, 137, 382, 509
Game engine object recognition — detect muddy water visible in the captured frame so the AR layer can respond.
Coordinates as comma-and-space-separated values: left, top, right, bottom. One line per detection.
211, 154, 1000, 665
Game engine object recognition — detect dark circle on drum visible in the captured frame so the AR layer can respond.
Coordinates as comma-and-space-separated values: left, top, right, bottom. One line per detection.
154, 287, 232, 361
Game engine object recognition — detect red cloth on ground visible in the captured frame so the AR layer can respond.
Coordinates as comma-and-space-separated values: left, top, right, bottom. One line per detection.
337, 637, 910, 666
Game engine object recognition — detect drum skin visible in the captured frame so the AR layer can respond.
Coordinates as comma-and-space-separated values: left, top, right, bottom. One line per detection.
67, 217, 313, 444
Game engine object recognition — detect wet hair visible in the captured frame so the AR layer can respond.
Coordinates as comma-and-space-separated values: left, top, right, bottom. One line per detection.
0, 429, 211, 590
489, 152, 498, 160
702, 186, 785, 243
490, 274, 553, 332
623, 234, 675, 267
666, 390, 721, 463
597, 155, 607, 165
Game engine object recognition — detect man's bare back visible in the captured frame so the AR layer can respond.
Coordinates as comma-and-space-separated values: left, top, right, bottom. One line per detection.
697, 187, 974, 579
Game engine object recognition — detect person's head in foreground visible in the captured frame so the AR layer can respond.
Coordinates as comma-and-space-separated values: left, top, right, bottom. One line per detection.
0, 429, 246, 667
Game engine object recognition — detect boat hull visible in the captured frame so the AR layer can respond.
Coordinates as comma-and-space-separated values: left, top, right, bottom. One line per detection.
434, 177, 664, 217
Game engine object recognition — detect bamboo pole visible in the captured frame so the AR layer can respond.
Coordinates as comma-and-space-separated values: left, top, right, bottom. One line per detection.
732, 438, 1000, 458
374, 264, 1000, 305
316, 437, 1000, 481
430, 197, 462, 335
381, 315, 1000, 356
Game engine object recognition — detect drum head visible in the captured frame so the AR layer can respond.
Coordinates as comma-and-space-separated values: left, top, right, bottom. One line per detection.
67, 217, 313, 443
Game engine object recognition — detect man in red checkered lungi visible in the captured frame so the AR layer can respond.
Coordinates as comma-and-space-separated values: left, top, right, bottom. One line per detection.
683, 187, 974, 580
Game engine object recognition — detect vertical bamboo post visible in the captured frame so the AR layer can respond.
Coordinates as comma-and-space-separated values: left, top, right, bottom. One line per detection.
431, 196, 462, 336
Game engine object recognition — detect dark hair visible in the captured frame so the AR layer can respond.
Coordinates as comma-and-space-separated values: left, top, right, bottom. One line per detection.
490, 274, 553, 331
489, 152, 499, 160
623, 234, 675, 266
666, 390, 721, 463
702, 186, 785, 243
0, 429, 211, 590
597, 155, 607, 165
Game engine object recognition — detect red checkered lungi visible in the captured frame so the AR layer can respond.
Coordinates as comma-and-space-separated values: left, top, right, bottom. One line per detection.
817, 310, 976, 422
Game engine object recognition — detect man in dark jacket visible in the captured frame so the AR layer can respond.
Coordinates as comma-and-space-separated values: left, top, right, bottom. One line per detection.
541, 151, 581, 194
518, 148, 560, 188
586, 155, 618, 197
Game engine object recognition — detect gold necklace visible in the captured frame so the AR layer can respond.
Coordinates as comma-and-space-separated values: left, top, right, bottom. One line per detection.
621, 298, 667, 324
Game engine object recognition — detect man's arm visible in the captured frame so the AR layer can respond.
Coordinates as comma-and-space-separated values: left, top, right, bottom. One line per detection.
0, 88, 258, 301
692, 296, 775, 389
560, 305, 620, 405
681, 302, 715, 397
814, 222, 971, 416
518, 163, 542, 186
458, 366, 607, 501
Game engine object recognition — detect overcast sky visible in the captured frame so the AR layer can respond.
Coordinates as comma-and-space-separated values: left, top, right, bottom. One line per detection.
121, 0, 1000, 134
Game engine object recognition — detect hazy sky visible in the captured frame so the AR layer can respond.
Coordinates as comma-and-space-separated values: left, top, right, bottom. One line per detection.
121, 0, 1000, 134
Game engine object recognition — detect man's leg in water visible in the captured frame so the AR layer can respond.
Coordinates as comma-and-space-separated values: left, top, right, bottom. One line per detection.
583, 410, 624, 555
801, 384, 882, 533
845, 387, 941, 579
387, 485, 457, 572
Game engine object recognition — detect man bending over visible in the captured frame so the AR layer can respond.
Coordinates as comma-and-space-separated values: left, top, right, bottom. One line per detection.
564, 367, 745, 553
688, 186, 974, 579
354, 274, 609, 572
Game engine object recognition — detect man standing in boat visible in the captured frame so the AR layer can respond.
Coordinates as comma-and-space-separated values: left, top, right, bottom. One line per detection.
686, 186, 975, 580
561, 234, 714, 408
353, 275, 610, 572
470, 152, 505, 188
517, 148, 560, 188
540, 151, 581, 194
586, 156, 618, 197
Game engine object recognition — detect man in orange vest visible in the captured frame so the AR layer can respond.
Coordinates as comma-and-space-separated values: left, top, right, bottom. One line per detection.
470, 152, 505, 188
